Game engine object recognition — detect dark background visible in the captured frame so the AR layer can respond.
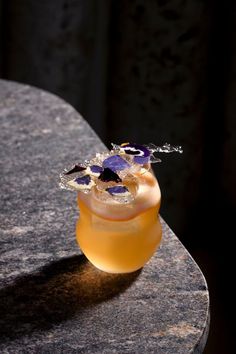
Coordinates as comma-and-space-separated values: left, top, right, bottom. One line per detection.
0, 1, 235, 352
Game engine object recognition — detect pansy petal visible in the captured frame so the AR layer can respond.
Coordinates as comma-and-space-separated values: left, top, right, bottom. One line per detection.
67, 174, 95, 191
102, 155, 130, 172
120, 143, 151, 163
106, 185, 130, 197
106, 184, 134, 203
87, 164, 103, 177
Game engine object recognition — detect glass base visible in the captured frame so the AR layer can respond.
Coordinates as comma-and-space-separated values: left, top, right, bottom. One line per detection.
76, 211, 162, 274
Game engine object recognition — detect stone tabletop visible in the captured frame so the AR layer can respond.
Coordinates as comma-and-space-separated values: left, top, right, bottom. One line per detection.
0, 79, 209, 353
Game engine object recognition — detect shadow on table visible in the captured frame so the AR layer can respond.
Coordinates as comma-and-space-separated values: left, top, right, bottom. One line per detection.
0, 254, 141, 342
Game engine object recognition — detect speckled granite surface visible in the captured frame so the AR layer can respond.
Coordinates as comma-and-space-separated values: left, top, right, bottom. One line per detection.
0, 80, 209, 353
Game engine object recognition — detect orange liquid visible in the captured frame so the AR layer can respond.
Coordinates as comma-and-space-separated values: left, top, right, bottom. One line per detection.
76, 171, 162, 273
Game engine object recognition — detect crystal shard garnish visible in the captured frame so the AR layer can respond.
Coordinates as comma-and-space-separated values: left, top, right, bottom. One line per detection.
145, 143, 183, 163
59, 141, 182, 202
60, 163, 88, 191
98, 168, 122, 183
146, 142, 183, 154
102, 155, 130, 172
89, 152, 109, 168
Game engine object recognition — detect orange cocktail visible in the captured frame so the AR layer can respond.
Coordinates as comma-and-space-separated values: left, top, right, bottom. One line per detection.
76, 169, 162, 273
59, 142, 182, 273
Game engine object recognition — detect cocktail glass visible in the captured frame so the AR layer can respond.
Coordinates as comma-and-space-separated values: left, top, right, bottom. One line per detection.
76, 168, 162, 273
59, 142, 182, 274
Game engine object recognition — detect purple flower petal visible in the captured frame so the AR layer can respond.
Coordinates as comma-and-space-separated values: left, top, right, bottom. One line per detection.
90, 165, 103, 173
75, 175, 92, 185
102, 155, 130, 172
106, 185, 130, 196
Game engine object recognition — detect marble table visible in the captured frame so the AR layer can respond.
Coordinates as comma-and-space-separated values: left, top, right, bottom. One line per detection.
0, 79, 209, 353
